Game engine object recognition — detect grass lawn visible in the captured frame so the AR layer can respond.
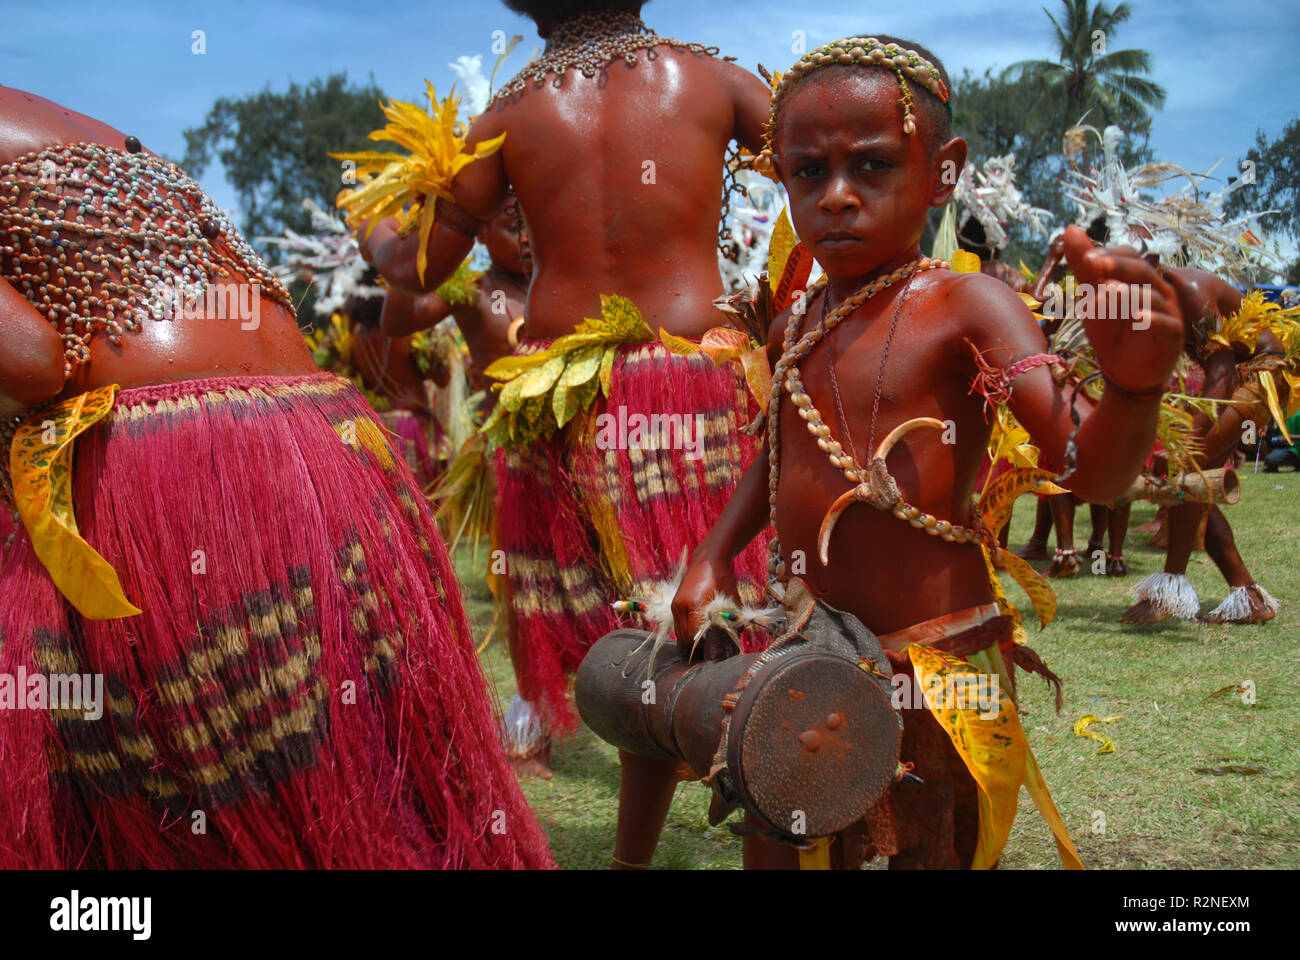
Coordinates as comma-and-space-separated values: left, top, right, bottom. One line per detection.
454, 468, 1300, 869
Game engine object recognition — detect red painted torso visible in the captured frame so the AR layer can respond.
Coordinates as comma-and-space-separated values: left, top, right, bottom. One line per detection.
772, 277, 997, 635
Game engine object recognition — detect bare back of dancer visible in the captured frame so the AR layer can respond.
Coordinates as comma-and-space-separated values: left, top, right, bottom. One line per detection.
362, 5, 769, 340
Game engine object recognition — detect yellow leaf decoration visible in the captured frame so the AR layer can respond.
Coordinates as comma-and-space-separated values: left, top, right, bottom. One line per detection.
984, 406, 1041, 488
658, 328, 699, 356
482, 349, 553, 381
1219, 289, 1300, 356
654, 325, 771, 412
1073, 714, 1122, 755
517, 354, 567, 400
598, 345, 618, 397
1286, 373, 1300, 418
951, 249, 982, 274
909, 643, 1027, 869
1017, 292, 1047, 324
698, 327, 751, 366
768, 206, 797, 293
739, 346, 773, 412
482, 295, 653, 447
995, 547, 1058, 628
1259, 371, 1290, 443
974, 462, 1063, 629
331, 80, 506, 284
1021, 744, 1085, 869
11, 387, 142, 619
552, 345, 604, 427
977, 465, 1061, 537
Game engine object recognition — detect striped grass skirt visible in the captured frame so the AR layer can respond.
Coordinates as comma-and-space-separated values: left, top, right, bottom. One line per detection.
495, 340, 772, 734
0, 373, 553, 869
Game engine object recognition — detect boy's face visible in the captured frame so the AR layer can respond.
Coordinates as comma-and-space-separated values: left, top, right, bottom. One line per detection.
774, 70, 964, 279
480, 202, 531, 276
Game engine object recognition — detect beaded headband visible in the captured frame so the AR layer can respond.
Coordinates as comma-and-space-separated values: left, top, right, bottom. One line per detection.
758, 37, 951, 171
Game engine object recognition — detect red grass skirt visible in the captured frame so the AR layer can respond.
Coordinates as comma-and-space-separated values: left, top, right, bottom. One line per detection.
0, 373, 553, 869
495, 340, 772, 733
0, 507, 14, 565
380, 407, 437, 489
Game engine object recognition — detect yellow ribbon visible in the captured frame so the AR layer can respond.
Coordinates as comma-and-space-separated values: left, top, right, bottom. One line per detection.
1073, 714, 1122, 755
10, 385, 141, 619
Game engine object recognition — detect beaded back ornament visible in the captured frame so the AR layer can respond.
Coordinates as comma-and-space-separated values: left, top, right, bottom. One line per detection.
486, 10, 728, 110
0, 141, 293, 379
757, 37, 950, 174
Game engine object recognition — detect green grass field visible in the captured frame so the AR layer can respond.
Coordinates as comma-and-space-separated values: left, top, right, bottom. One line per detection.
456, 468, 1300, 869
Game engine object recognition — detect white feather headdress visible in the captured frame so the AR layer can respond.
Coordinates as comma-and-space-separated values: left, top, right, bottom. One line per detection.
260, 198, 384, 318
953, 153, 1052, 250
1061, 125, 1282, 283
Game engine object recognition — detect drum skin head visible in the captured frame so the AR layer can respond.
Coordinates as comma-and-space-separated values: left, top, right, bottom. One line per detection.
729, 653, 902, 839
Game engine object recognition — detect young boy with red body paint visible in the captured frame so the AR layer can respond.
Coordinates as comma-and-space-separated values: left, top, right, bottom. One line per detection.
642, 35, 1188, 869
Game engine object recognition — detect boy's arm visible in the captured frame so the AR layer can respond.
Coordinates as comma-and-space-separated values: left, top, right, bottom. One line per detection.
966, 227, 1183, 503
670, 444, 771, 644
1, 276, 64, 419
671, 309, 788, 642
358, 112, 509, 295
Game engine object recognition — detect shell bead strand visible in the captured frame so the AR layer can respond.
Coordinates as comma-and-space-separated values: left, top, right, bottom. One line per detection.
0, 142, 293, 379
765, 258, 983, 582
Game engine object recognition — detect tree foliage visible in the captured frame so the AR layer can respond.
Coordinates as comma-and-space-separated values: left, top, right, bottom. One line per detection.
1005, 0, 1166, 132
181, 73, 387, 245
940, 1, 1163, 266
1226, 118, 1300, 278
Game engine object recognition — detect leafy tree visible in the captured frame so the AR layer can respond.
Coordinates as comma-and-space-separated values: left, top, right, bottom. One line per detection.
181, 73, 387, 244
942, 3, 1165, 267
1005, 0, 1166, 133
1225, 118, 1300, 281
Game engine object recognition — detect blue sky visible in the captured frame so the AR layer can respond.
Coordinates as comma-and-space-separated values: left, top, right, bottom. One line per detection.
4, 0, 1296, 221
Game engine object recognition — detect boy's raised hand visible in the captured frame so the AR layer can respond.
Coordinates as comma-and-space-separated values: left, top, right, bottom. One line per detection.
1062, 225, 1183, 395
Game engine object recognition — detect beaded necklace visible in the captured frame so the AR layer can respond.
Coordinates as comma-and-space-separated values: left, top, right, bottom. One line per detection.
0, 141, 293, 380
767, 256, 987, 581
487, 10, 728, 109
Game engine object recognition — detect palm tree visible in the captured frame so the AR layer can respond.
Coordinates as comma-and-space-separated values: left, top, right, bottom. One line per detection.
1005, 0, 1166, 129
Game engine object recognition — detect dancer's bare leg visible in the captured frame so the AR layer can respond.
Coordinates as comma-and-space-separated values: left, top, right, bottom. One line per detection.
1201, 506, 1278, 624
1015, 497, 1052, 560
611, 751, 680, 869
1047, 494, 1081, 577
1087, 505, 1108, 556
1086, 504, 1108, 572
504, 598, 554, 779
1121, 501, 1204, 623
1106, 501, 1131, 575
